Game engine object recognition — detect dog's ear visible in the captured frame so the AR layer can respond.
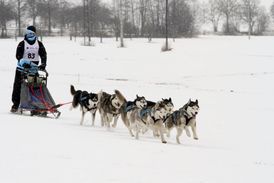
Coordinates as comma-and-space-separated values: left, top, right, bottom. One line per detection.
136, 94, 139, 98
155, 102, 160, 109
169, 97, 172, 102
195, 99, 199, 104
188, 98, 191, 104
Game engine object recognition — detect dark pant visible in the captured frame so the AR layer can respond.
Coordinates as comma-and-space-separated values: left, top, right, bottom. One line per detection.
11, 69, 23, 108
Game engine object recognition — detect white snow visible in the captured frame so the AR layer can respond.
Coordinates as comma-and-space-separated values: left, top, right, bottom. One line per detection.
0, 36, 273, 183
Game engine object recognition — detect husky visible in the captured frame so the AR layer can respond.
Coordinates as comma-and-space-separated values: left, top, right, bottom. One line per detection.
128, 101, 168, 143
97, 90, 126, 128
141, 98, 174, 136
120, 95, 147, 136
70, 85, 99, 126
165, 99, 200, 144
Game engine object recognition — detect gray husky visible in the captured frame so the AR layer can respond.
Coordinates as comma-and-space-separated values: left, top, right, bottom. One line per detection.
97, 90, 126, 128
165, 99, 200, 144
120, 95, 148, 136
128, 101, 168, 143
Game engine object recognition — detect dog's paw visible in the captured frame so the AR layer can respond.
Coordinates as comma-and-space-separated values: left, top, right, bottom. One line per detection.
162, 140, 167, 144
194, 137, 199, 140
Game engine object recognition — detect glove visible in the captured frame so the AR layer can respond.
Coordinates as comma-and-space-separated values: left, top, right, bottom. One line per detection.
22, 63, 31, 69
38, 64, 46, 71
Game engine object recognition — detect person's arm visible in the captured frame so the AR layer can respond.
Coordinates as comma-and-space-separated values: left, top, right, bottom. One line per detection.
16, 41, 24, 61
38, 41, 47, 66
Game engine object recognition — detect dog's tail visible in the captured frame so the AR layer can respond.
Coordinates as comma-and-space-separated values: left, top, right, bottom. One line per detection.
115, 90, 127, 103
70, 85, 76, 95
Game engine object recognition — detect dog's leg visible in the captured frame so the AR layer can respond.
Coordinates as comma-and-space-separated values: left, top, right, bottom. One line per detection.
106, 114, 112, 128
91, 111, 96, 127
176, 127, 183, 144
80, 111, 85, 126
153, 128, 160, 138
158, 122, 167, 144
100, 113, 105, 127
185, 126, 191, 137
112, 115, 119, 128
155, 122, 167, 144
128, 127, 134, 137
167, 128, 171, 138
135, 125, 140, 140
191, 124, 199, 140
128, 121, 135, 137
69, 105, 73, 111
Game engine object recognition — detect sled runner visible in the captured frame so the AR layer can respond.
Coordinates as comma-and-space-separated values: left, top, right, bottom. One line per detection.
17, 59, 61, 118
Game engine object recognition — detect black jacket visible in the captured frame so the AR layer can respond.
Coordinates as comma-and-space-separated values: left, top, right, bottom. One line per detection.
16, 37, 47, 66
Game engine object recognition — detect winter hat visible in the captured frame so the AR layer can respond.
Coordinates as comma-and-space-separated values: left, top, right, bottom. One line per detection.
25, 26, 37, 42
27, 25, 36, 33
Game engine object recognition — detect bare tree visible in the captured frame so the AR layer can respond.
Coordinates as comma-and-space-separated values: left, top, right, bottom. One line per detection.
119, 0, 124, 47
15, 0, 26, 36
240, 0, 260, 39
37, 0, 58, 35
207, 0, 222, 32
56, 0, 71, 36
270, 1, 274, 21
0, 0, 14, 38
217, 0, 239, 34
25, 0, 38, 27
255, 6, 269, 34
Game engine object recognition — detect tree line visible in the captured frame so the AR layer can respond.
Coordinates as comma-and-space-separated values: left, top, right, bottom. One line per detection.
0, 0, 274, 39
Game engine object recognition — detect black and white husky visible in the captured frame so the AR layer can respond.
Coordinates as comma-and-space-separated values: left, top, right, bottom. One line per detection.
165, 99, 200, 144
120, 95, 147, 136
97, 90, 126, 128
70, 85, 99, 126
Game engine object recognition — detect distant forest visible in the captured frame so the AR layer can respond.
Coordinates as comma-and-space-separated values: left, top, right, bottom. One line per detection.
1, 0, 274, 39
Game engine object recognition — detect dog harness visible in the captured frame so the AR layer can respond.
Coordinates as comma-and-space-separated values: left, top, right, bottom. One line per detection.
139, 108, 161, 124
139, 108, 151, 124
171, 110, 193, 126
124, 101, 135, 112
79, 93, 96, 111
183, 110, 193, 126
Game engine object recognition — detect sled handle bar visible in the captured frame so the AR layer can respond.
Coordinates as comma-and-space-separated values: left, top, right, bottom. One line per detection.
38, 69, 49, 77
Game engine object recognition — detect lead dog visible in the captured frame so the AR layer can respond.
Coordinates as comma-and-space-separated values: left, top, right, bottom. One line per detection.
165, 99, 200, 144
70, 85, 99, 126
97, 90, 126, 128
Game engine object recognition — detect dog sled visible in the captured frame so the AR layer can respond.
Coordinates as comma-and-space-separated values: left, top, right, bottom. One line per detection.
17, 60, 61, 118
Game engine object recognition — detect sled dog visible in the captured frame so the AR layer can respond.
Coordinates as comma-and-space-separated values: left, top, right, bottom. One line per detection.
70, 85, 99, 126
165, 99, 200, 144
98, 90, 126, 128
128, 101, 168, 143
142, 98, 174, 136
120, 95, 147, 136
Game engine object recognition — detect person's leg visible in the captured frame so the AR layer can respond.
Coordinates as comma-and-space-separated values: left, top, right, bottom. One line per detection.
11, 69, 22, 111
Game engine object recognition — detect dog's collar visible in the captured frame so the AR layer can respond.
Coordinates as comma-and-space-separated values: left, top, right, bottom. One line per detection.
183, 111, 193, 126
151, 116, 161, 123
86, 106, 97, 111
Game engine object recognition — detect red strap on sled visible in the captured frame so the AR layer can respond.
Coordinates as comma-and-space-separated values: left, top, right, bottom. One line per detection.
30, 85, 54, 113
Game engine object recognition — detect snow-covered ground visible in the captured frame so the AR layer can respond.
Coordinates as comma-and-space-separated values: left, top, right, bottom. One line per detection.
0, 36, 273, 183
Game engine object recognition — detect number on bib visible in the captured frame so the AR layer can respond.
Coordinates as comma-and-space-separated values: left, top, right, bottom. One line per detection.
27, 53, 35, 59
